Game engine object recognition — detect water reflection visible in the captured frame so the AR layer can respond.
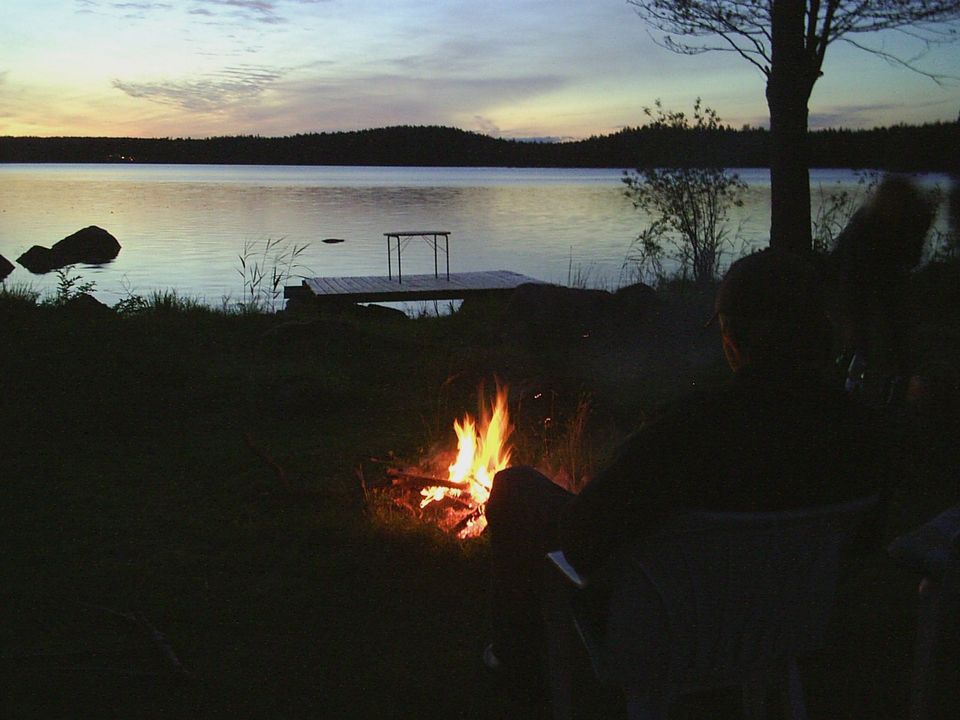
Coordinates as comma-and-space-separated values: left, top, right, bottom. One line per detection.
0, 165, 949, 306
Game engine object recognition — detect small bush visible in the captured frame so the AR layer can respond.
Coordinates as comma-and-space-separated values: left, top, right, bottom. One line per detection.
49, 266, 95, 305
623, 99, 747, 287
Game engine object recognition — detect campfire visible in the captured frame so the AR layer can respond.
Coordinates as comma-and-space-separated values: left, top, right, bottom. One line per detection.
388, 385, 514, 538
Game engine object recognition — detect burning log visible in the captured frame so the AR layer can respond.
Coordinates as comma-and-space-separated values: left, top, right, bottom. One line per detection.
451, 507, 484, 536
386, 468, 467, 490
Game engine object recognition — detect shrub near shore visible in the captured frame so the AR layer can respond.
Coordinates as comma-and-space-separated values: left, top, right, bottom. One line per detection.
2, 262, 959, 718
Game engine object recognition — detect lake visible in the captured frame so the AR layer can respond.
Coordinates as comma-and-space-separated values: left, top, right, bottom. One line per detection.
0, 165, 951, 308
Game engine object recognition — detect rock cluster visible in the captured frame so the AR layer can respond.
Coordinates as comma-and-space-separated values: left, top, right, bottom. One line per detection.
17, 226, 121, 274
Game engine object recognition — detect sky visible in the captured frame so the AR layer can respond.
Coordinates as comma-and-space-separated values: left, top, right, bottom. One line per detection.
1, 0, 959, 140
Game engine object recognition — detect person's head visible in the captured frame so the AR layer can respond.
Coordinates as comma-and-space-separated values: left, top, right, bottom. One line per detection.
715, 249, 833, 373
832, 175, 935, 281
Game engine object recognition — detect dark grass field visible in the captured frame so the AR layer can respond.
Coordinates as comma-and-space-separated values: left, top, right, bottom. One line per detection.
2, 269, 957, 719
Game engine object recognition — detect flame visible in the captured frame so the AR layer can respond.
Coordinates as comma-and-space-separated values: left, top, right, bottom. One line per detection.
419, 385, 513, 537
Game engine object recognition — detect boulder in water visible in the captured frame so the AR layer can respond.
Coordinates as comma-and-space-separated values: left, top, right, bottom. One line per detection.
0, 254, 14, 281
17, 225, 121, 273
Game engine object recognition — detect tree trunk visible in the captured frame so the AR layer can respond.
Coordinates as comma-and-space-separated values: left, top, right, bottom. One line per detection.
766, 0, 815, 254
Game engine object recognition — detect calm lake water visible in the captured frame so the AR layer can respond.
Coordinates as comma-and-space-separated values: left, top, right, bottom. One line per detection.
0, 164, 951, 308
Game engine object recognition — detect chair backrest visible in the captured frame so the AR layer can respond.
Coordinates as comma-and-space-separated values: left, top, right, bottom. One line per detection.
598, 496, 877, 695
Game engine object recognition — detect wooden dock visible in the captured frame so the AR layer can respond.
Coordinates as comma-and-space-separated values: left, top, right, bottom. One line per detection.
286, 270, 545, 303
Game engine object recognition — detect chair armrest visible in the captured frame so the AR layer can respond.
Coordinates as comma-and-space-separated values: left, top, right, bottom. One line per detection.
889, 504, 960, 580
547, 550, 589, 589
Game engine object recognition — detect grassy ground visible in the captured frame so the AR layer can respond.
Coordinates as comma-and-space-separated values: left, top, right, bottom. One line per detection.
1, 270, 957, 719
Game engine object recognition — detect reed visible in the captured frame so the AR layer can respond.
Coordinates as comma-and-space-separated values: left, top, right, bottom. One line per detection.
237, 237, 311, 313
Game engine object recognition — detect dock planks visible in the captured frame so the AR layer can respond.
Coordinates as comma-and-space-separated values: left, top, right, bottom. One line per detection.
288, 270, 546, 303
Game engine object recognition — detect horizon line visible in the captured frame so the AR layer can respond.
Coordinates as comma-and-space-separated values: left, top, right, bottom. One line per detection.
3, 118, 958, 144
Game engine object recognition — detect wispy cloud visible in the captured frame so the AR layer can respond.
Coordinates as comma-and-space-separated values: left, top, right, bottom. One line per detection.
810, 98, 953, 128
197, 0, 283, 24
108, 2, 172, 20
112, 64, 283, 112
189, 0, 331, 25
79, 0, 329, 24
112, 2, 172, 9
217, 70, 570, 137
473, 115, 502, 137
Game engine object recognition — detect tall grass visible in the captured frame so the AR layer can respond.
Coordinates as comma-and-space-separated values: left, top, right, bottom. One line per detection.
536, 393, 603, 494
0, 281, 41, 307
237, 237, 311, 313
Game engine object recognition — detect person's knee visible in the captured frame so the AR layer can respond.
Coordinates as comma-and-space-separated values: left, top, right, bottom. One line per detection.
487, 465, 546, 522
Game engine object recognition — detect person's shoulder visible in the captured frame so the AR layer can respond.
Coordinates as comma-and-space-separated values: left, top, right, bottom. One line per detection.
640, 380, 730, 429
611, 381, 731, 461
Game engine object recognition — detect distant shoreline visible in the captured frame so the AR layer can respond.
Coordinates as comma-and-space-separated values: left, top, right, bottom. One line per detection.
2, 122, 958, 172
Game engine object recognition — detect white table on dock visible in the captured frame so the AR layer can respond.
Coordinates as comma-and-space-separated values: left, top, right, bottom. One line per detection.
385, 230, 450, 282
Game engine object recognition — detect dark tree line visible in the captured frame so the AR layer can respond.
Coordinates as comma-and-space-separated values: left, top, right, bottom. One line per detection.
1, 121, 957, 171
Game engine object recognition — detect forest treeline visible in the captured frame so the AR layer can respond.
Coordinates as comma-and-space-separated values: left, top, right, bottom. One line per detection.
1, 122, 957, 171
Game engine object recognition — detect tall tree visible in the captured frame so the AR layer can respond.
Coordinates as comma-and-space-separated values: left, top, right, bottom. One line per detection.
627, 0, 960, 253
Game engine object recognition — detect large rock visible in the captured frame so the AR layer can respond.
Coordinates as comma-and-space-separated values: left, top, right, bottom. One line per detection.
16, 246, 59, 274
504, 281, 661, 349
63, 291, 115, 320
506, 283, 614, 346
17, 225, 121, 274
0, 254, 13, 281
612, 282, 658, 319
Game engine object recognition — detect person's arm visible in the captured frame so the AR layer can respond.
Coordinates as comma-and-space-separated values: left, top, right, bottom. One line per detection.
558, 409, 693, 575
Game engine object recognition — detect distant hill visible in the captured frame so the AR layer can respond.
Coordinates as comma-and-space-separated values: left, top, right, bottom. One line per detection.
1, 122, 957, 171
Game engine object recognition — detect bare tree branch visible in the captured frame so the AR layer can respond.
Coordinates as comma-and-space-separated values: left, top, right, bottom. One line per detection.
840, 36, 958, 84
627, 0, 960, 80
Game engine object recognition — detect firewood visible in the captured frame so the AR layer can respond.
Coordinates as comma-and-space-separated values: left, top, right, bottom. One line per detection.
451, 507, 484, 535
386, 468, 466, 490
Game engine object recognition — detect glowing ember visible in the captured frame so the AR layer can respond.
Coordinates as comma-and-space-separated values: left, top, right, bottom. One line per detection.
419, 385, 514, 538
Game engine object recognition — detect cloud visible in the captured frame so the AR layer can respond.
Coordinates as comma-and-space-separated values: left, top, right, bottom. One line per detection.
112, 64, 283, 112
108, 2, 172, 19
79, 0, 329, 25
188, 0, 330, 25
198, 0, 282, 24
473, 115, 502, 137
111, 2, 172, 9
212, 69, 570, 138
809, 98, 953, 129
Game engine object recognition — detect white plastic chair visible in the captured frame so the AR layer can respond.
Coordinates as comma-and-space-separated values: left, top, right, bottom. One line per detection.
888, 504, 960, 720
544, 496, 878, 720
